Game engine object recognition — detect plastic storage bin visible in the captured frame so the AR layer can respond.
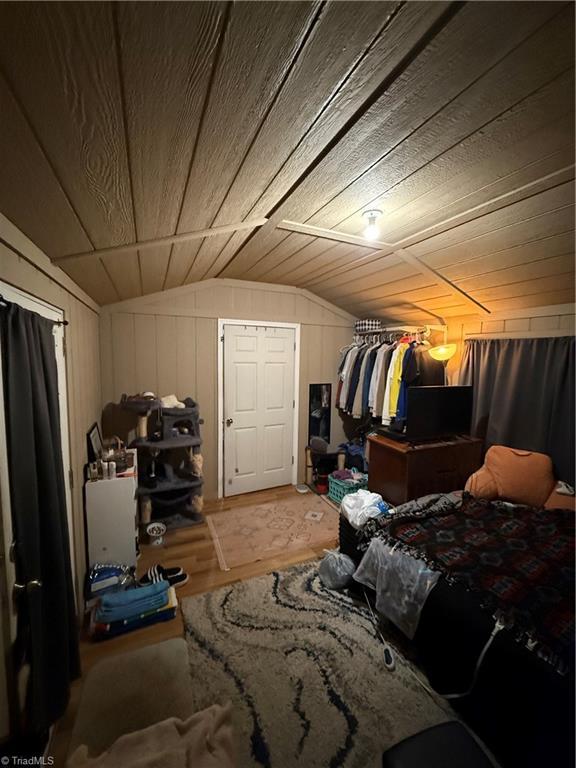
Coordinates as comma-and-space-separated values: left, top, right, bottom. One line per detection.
328, 473, 368, 504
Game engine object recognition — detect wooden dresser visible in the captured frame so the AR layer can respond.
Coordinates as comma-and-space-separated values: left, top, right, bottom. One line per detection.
367, 433, 483, 506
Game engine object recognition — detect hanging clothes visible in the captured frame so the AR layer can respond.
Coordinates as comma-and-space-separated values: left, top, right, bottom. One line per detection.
346, 344, 368, 413
353, 341, 379, 418
338, 344, 361, 409
382, 343, 409, 424
368, 344, 386, 412
361, 344, 380, 416
338, 326, 445, 421
372, 344, 396, 418
396, 342, 418, 421
413, 345, 446, 386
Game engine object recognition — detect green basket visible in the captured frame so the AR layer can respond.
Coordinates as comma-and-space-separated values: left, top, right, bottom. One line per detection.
328, 474, 368, 505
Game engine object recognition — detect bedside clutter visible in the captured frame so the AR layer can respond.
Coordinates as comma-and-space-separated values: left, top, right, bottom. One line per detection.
338, 488, 393, 565
85, 562, 188, 641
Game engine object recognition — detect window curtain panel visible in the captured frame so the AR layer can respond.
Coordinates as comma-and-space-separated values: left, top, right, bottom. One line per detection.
0, 302, 80, 733
458, 336, 575, 485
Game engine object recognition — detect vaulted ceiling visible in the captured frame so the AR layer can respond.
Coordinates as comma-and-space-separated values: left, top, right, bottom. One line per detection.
0, 1, 574, 323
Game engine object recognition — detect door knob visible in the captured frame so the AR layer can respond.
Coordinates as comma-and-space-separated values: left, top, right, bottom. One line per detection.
226, 418, 234, 427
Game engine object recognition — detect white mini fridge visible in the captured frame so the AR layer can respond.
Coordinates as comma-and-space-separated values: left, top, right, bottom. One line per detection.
85, 452, 138, 568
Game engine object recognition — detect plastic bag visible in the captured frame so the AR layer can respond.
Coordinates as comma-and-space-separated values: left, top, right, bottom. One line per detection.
318, 550, 356, 590
354, 538, 440, 639
341, 489, 386, 529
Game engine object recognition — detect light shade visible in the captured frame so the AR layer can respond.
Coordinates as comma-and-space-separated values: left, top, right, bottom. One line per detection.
428, 343, 457, 361
362, 209, 382, 241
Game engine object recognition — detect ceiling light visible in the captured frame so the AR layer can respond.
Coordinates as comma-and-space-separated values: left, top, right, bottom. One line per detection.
428, 343, 457, 362
362, 209, 382, 241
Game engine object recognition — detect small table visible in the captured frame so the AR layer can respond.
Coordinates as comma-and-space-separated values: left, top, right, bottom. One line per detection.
367, 433, 483, 506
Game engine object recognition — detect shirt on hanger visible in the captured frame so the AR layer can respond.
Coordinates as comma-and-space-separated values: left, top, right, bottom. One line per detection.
353, 342, 378, 418
373, 344, 395, 418
346, 345, 368, 413
339, 345, 360, 409
382, 343, 408, 424
362, 345, 380, 416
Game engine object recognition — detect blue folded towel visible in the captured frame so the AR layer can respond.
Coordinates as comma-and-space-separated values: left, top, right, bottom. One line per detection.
95, 581, 169, 623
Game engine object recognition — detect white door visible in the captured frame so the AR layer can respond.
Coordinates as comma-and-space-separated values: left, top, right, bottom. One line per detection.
223, 325, 295, 496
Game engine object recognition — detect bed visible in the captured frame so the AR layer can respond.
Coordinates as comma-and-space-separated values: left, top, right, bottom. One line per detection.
344, 490, 574, 768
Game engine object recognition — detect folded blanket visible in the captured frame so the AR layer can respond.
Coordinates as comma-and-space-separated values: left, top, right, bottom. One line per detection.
67, 703, 235, 768
95, 581, 169, 623
91, 588, 178, 639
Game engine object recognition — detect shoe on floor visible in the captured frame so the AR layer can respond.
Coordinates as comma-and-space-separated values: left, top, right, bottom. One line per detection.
139, 564, 189, 588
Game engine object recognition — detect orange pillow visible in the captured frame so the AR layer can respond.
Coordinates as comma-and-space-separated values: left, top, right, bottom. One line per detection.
465, 445, 556, 507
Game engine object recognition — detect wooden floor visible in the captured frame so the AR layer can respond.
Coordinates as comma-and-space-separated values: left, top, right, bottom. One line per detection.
51, 485, 336, 762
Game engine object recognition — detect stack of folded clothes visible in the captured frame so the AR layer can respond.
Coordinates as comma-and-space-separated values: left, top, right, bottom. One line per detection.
89, 581, 177, 640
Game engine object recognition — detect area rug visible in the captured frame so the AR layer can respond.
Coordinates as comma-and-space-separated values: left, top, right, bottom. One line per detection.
181, 563, 453, 768
206, 492, 338, 570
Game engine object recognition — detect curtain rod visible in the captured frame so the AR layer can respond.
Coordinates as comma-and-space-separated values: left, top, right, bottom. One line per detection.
0, 294, 69, 325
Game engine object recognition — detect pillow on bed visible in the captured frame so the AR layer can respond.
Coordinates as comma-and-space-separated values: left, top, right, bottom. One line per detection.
545, 485, 576, 511
465, 445, 556, 507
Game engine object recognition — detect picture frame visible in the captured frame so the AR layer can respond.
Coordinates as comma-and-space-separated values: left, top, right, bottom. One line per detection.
87, 422, 103, 462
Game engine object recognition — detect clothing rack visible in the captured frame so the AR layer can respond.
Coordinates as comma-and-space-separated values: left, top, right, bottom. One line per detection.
352, 324, 446, 345
352, 323, 447, 345
339, 322, 448, 424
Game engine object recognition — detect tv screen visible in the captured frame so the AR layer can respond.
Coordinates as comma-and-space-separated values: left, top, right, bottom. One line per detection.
406, 385, 473, 440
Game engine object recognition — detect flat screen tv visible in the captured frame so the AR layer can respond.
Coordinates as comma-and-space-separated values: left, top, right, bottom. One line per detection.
405, 385, 473, 441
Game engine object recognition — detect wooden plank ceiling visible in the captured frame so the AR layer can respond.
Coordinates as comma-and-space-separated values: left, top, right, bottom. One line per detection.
0, 0, 573, 322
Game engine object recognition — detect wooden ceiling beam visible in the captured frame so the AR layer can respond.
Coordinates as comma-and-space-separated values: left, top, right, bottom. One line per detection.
277, 165, 576, 316
395, 249, 490, 315
54, 218, 268, 264
277, 220, 393, 250
278, 221, 491, 314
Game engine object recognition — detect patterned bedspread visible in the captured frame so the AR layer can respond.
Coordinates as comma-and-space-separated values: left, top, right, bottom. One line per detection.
359, 493, 575, 669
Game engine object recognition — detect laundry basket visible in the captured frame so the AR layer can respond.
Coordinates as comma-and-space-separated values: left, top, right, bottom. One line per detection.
328, 474, 368, 505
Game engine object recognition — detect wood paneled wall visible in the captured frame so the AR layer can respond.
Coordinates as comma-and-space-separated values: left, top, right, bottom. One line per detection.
100, 279, 355, 497
446, 303, 575, 380
0, 213, 101, 606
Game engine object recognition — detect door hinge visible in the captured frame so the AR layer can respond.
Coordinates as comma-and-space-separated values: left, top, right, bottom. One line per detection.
291, 455, 294, 465
220, 334, 224, 342
68, 468, 74, 490
294, 342, 296, 351
292, 399, 295, 408
62, 336, 67, 358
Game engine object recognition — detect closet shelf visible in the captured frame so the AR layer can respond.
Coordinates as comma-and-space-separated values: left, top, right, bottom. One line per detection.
136, 477, 203, 497
130, 435, 202, 450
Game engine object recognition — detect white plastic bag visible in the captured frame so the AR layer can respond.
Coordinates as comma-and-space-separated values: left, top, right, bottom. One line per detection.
354, 538, 440, 638
318, 550, 356, 590
341, 489, 384, 529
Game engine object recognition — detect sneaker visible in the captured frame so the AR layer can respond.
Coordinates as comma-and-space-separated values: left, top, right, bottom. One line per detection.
139, 564, 188, 588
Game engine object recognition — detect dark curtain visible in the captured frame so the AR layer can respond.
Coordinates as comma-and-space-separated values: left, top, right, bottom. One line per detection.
0, 302, 80, 733
459, 336, 575, 485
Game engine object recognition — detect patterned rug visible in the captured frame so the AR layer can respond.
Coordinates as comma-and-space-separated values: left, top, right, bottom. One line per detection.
206, 491, 338, 570
181, 563, 453, 768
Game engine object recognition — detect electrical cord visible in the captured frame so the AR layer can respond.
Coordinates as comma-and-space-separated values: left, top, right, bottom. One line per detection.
363, 587, 396, 670
441, 617, 506, 700
362, 587, 506, 699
